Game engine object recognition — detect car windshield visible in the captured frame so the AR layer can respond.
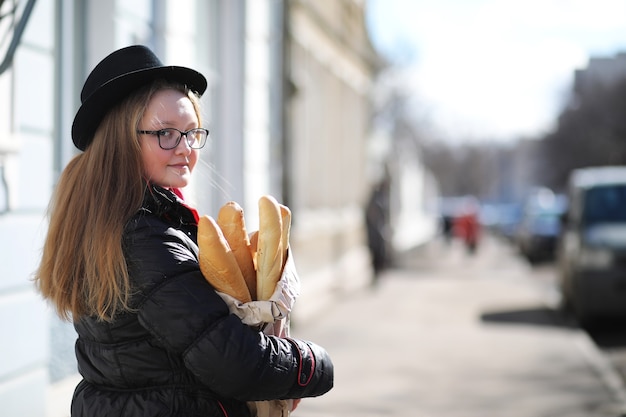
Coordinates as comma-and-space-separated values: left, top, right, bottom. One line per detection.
583, 185, 626, 224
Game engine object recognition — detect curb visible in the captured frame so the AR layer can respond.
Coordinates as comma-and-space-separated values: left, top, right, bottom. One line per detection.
574, 332, 626, 413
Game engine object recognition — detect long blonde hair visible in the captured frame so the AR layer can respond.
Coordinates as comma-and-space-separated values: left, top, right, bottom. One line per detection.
35, 81, 202, 322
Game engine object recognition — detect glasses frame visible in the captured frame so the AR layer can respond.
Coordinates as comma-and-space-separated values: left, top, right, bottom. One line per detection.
137, 127, 209, 150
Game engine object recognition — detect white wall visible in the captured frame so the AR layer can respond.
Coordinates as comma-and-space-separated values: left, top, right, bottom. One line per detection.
242, 0, 274, 230
0, 0, 55, 414
0, 0, 222, 415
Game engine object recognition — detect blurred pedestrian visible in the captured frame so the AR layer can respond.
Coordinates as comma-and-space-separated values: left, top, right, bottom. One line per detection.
365, 178, 390, 281
34, 45, 333, 417
441, 214, 454, 244
454, 196, 481, 254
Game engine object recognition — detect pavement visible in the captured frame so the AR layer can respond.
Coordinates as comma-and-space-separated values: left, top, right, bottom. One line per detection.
291, 236, 626, 417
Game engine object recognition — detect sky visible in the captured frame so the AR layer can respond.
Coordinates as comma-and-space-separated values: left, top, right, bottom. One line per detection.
365, 0, 626, 143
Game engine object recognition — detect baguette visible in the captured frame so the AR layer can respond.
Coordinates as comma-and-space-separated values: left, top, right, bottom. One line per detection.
256, 195, 284, 301
197, 215, 252, 303
249, 230, 259, 271
279, 204, 291, 269
217, 201, 257, 300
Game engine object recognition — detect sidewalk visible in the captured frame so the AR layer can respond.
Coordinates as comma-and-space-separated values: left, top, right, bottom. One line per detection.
291, 236, 626, 417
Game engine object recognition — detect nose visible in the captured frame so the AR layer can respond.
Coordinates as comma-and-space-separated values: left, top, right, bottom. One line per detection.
174, 133, 192, 154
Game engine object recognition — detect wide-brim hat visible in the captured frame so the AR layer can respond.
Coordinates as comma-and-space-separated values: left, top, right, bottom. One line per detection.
71, 45, 208, 151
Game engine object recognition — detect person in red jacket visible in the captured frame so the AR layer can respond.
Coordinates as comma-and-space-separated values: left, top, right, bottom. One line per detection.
454, 196, 481, 253
34, 45, 333, 417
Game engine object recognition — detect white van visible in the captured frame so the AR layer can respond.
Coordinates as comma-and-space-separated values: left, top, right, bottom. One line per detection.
558, 166, 626, 325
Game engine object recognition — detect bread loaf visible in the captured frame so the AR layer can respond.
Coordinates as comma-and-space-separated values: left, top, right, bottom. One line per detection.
249, 230, 259, 271
256, 196, 284, 301
279, 204, 291, 269
197, 215, 252, 303
217, 202, 257, 300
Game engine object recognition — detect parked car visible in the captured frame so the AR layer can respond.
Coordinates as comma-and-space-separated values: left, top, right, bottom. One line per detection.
489, 202, 522, 242
558, 166, 626, 325
516, 188, 567, 264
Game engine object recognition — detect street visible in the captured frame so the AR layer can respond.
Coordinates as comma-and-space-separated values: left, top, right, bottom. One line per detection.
291, 234, 626, 417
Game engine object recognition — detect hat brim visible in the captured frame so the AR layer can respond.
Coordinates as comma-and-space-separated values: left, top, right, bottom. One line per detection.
71, 65, 207, 151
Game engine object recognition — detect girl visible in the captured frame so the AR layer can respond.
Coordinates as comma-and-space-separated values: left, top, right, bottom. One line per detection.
34, 45, 333, 417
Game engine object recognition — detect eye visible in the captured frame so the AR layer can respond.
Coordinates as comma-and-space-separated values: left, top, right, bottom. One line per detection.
159, 129, 175, 138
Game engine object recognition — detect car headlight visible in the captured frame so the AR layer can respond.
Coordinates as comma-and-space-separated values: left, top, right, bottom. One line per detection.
579, 247, 613, 268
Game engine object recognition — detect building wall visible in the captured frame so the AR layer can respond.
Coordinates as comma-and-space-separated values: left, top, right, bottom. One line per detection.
0, 0, 55, 415
286, 0, 378, 321
388, 139, 440, 253
0, 0, 222, 414
575, 52, 626, 93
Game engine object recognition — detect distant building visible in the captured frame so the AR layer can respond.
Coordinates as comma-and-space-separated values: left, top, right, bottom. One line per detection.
574, 52, 626, 94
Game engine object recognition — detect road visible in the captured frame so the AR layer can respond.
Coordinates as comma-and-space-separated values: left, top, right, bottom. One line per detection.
291, 234, 626, 417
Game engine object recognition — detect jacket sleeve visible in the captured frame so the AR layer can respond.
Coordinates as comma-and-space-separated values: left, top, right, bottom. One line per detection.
126, 218, 333, 401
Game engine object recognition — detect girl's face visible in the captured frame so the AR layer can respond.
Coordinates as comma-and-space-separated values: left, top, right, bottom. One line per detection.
139, 89, 199, 189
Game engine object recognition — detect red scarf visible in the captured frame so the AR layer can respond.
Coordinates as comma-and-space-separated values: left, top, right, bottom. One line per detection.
172, 188, 200, 224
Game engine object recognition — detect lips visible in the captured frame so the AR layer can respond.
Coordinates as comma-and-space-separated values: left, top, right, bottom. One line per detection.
169, 160, 189, 170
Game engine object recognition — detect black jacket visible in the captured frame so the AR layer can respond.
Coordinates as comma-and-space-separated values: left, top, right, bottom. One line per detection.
71, 185, 333, 416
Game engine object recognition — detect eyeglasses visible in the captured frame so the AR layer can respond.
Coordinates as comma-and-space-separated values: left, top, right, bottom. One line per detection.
137, 128, 209, 150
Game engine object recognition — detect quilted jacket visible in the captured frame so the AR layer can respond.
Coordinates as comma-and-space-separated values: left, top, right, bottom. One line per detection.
71, 185, 333, 416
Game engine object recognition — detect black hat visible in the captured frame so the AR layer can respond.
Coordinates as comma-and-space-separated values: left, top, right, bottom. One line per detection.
71, 45, 208, 151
